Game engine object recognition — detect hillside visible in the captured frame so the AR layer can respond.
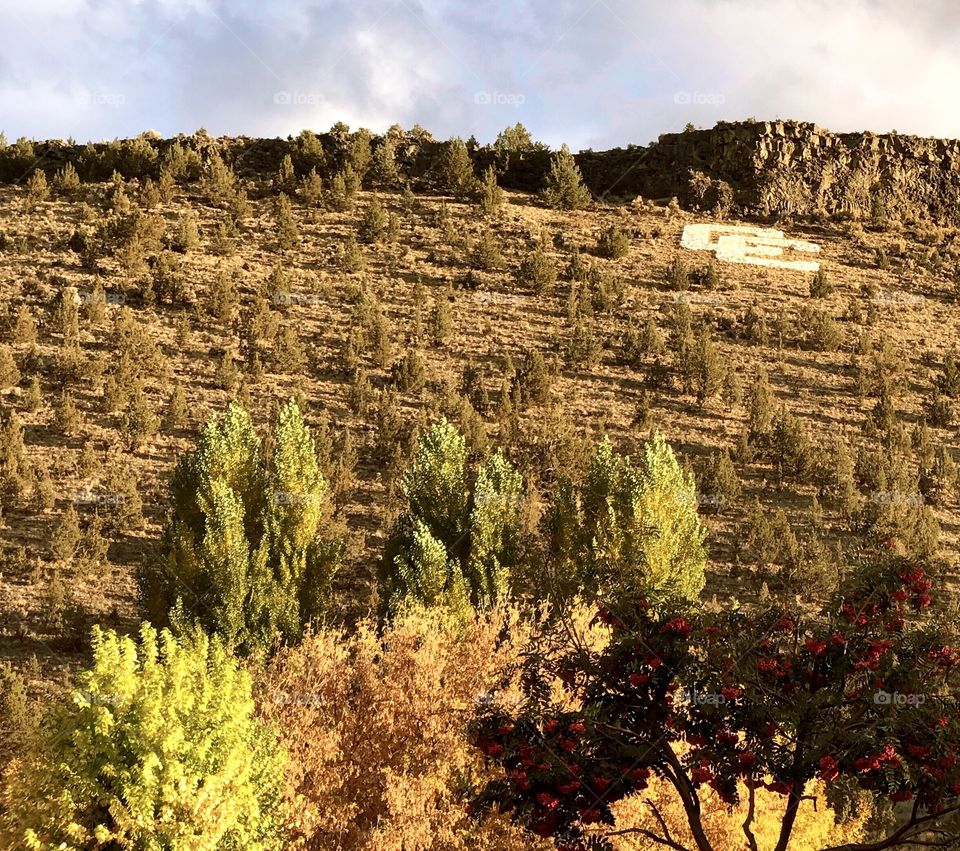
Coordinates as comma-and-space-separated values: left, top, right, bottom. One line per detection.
0, 119, 958, 697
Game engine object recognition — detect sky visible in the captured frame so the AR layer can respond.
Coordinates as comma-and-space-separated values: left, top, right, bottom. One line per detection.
2, 0, 960, 151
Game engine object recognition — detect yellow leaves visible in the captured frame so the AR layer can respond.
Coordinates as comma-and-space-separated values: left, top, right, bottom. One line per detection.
605, 777, 869, 851
0, 624, 287, 851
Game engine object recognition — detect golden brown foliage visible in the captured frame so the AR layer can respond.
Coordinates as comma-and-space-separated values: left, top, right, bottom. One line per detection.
258, 607, 549, 850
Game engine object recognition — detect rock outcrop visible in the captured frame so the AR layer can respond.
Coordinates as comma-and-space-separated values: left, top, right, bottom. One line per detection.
7, 120, 960, 224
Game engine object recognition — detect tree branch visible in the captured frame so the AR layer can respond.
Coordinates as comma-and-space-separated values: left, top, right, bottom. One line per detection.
741, 783, 759, 851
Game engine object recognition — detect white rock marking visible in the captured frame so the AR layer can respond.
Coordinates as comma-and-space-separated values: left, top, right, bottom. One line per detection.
681, 223, 821, 272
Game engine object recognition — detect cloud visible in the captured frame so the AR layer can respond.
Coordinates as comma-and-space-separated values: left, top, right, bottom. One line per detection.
0, 0, 958, 148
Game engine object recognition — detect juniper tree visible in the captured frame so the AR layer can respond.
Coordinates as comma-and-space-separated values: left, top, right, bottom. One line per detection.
516, 247, 557, 295
700, 448, 741, 513
157, 167, 176, 202
275, 325, 307, 374
741, 302, 769, 346
11, 304, 37, 346
53, 161, 81, 194
201, 152, 241, 206
298, 166, 324, 207
371, 136, 401, 188
809, 309, 843, 352
0, 345, 19, 389
327, 167, 356, 211
81, 280, 107, 325
339, 234, 365, 272
392, 346, 427, 392
926, 387, 953, 428
54, 290, 80, 347
689, 326, 725, 405
171, 211, 200, 253
471, 228, 503, 271
669, 256, 690, 291
562, 320, 602, 370
51, 503, 82, 562
770, 406, 814, 483
274, 153, 296, 194
24, 375, 41, 413
163, 384, 187, 431
273, 193, 299, 250
742, 497, 777, 567
54, 390, 82, 436
936, 350, 960, 397
430, 288, 453, 344
543, 144, 591, 210
513, 349, 552, 408
25, 169, 49, 205
622, 317, 665, 368
747, 370, 775, 446
441, 137, 479, 199
140, 177, 161, 208
596, 224, 630, 259
119, 385, 159, 451
546, 433, 707, 606
810, 267, 833, 298
379, 418, 523, 619
358, 195, 389, 243
146, 399, 343, 653
478, 165, 505, 216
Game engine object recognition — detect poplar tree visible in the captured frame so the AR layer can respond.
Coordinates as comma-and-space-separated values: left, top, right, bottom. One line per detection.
146, 399, 342, 653
546, 432, 707, 605
379, 419, 523, 619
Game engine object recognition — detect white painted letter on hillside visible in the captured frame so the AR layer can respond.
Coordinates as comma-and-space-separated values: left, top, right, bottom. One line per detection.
681, 224, 821, 272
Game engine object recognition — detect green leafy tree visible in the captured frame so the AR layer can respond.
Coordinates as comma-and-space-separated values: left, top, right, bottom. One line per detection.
146, 399, 342, 653
379, 419, 523, 618
0, 623, 288, 850
546, 433, 707, 605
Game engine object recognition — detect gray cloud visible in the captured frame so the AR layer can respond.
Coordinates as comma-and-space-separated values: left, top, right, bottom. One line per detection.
0, 0, 958, 148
